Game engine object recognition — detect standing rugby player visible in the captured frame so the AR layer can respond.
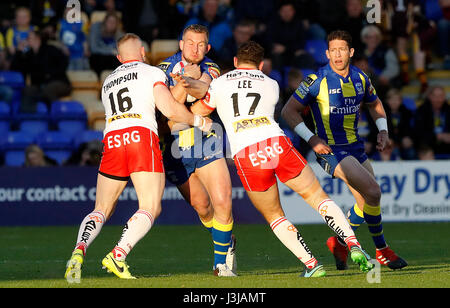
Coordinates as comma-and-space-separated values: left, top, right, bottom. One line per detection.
64, 33, 211, 282
157, 24, 236, 276
282, 30, 407, 270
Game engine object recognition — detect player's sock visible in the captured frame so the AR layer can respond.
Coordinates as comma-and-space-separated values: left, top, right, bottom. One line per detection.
212, 218, 233, 268
347, 203, 365, 231
270, 216, 318, 269
200, 217, 213, 234
363, 203, 387, 249
112, 209, 154, 261
317, 199, 361, 249
74, 210, 106, 255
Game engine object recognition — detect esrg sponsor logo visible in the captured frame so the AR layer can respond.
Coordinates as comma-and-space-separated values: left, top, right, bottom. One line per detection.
248, 142, 284, 167
107, 130, 141, 149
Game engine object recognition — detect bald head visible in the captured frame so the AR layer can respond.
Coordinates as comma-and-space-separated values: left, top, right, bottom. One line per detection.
116, 33, 145, 63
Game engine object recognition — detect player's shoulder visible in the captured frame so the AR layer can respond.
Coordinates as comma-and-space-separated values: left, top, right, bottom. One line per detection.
201, 56, 221, 78
157, 52, 182, 73
350, 64, 367, 78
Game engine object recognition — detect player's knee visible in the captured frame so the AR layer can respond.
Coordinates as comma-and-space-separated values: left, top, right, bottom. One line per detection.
191, 195, 211, 213
365, 183, 381, 204
212, 191, 232, 210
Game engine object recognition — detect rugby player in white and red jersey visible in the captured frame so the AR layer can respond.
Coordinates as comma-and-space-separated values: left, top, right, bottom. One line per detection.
174, 41, 374, 277
64, 33, 211, 282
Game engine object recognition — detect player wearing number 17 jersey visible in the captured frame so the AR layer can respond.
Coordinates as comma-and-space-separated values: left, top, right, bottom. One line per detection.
180, 41, 374, 276
64, 33, 211, 282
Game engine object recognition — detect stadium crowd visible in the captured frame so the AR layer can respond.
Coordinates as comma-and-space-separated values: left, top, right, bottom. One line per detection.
0, 0, 449, 167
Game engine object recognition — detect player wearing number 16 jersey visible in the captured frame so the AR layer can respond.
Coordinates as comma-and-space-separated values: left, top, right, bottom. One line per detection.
178, 41, 374, 276
64, 33, 211, 282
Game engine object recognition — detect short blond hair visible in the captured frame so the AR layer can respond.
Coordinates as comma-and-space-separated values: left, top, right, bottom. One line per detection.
116, 33, 142, 50
182, 24, 209, 43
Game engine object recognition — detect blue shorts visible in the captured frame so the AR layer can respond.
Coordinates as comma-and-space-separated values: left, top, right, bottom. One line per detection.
315, 141, 368, 177
162, 127, 224, 186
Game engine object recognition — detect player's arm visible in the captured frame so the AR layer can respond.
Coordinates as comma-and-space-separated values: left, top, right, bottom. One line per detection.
366, 97, 389, 152
282, 96, 331, 154
169, 63, 206, 103
153, 83, 211, 132
170, 73, 212, 110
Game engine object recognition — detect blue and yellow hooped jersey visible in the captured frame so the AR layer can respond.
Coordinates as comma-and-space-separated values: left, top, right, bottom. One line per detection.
293, 63, 378, 145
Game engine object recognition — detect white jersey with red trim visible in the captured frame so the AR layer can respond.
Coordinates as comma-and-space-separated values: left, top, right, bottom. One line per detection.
201, 68, 285, 156
101, 61, 168, 136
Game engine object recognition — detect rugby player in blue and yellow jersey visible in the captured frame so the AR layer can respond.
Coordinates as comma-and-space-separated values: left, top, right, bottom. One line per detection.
282, 30, 407, 271
156, 24, 236, 276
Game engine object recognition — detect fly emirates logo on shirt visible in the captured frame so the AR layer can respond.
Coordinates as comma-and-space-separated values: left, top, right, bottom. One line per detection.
328, 96, 360, 115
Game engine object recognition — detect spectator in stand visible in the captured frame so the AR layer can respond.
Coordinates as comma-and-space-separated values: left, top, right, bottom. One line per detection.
58, 7, 90, 70
88, 12, 124, 77
0, 31, 9, 70
234, 0, 275, 30
267, 1, 314, 71
414, 86, 450, 158
10, 30, 71, 112
65, 140, 103, 166
184, 0, 232, 55
30, 0, 66, 29
384, 88, 416, 160
438, 0, 450, 69
24, 144, 57, 167
291, 0, 325, 41
315, 0, 347, 34
217, 19, 254, 69
342, 0, 367, 51
417, 144, 435, 160
5, 7, 38, 57
361, 25, 401, 89
387, 0, 436, 93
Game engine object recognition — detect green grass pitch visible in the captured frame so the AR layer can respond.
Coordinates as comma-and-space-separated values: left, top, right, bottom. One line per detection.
0, 222, 449, 288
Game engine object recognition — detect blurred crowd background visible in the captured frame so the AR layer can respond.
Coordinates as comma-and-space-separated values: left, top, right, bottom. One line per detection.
0, 0, 449, 168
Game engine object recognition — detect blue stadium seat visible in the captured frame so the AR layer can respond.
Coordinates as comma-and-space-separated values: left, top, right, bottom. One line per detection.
0, 71, 25, 88
51, 101, 87, 136
51, 101, 87, 121
19, 120, 49, 138
0, 101, 11, 133
424, 0, 443, 21
73, 130, 104, 149
0, 71, 25, 102
57, 120, 87, 137
3, 131, 35, 166
15, 102, 49, 120
45, 149, 72, 165
305, 39, 328, 66
36, 131, 74, 165
402, 97, 417, 112
37, 131, 73, 150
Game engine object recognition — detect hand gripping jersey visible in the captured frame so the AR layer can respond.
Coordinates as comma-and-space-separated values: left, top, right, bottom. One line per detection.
292, 63, 378, 146
99, 61, 168, 179
201, 68, 285, 157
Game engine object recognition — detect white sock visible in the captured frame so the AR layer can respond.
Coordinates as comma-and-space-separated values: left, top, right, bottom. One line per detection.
317, 199, 361, 249
270, 216, 318, 269
112, 210, 154, 261
75, 211, 106, 255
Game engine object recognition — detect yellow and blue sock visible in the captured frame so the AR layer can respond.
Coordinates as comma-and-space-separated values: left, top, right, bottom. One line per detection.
200, 218, 213, 234
347, 203, 365, 231
363, 203, 387, 249
212, 218, 233, 268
